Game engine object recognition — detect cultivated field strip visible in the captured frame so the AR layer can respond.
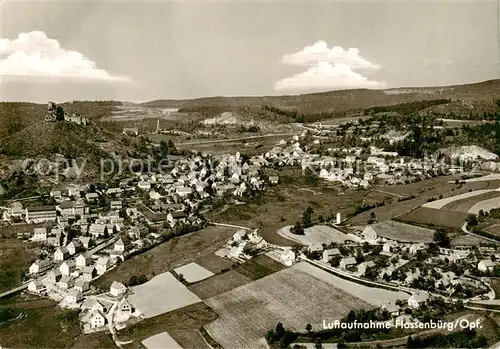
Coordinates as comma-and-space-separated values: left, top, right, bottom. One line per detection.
204, 263, 374, 349
127, 272, 201, 318
423, 189, 497, 209
174, 262, 214, 283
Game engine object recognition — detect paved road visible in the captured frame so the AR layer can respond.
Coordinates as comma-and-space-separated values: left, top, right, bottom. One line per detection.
462, 222, 500, 245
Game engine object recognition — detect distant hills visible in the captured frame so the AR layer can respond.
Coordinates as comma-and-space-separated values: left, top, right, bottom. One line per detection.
140, 79, 500, 114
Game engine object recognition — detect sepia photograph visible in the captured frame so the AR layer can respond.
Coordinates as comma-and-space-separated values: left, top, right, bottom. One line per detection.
0, 0, 499, 348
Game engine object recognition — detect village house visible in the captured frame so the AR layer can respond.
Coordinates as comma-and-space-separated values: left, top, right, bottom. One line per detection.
96, 256, 111, 275
280, 250, 296, 267
166, 211, 187, 226
137, 180, 151, 190
59, 259, 76, 276
76, 253, 92, 269
82, 266, 97, 281
74, 280, 89, 293
361, 226, 378, 245
59, 275, 74, 290
89, 310, 107, 329
54, 246, 70, 262
383, 240, 399, 254
67, 239, 83, 255
409, 243, 427, 255
79, 236, 92, 249
82, 298, 108, 313
117, 299, 134, 318
110, 201, 122, 210
339, 257, 357, 270
29, 259, 52, 275
33, 227, 47, 242
357, 261, 376, 276
28, 280, 47, 294
114, 237, 131, 254
478, 259, 496, 273
110, 281, 127, 296
382, 300, 401, 317
85, 192, 99, 202
322, 248, 340, 263
46, 269, 62, 283
408, 293, 429, 309
65, 288, 83, 304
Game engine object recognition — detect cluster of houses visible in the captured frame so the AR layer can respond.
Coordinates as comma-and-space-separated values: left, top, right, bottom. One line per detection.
262, 137, 468, 188
26, 235, 132, 307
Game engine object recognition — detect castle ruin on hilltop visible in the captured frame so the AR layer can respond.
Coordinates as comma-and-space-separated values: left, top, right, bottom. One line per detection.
45, 101, 89, 126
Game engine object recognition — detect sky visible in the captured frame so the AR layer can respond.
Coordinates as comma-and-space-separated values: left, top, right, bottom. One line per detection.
0, 0, 499, 103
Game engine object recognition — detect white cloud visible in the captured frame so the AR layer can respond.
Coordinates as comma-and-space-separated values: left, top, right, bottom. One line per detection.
0, 31, 130, 82
276, 41, 385, 92
276, 62, 386, 92
281, 41, 381, 70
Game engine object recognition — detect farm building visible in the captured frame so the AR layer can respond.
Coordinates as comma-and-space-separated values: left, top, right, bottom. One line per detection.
281, 250, 296, 266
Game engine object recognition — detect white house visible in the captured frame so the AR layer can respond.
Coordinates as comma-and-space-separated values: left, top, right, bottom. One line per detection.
96, 256, 111, 275
74, 280, 89, 293
357, 261, 376, 276
46, 270, 62, 283
408, 293, 429, 309
59, 275, 74, 290
90, 310, 107, 329
322, 248, 340, 263
117, 299, 134, 318
76, 253, 92, 269
54, 247, 70, 262
59, 260, 77, 276
29, 259, 51, 275
362, 226, 378, 245
383, 241, 399, 254
137, 181, 151, 190
65, 288, 83, 304
110, 281, 127, 297
67, 240, 83, 255
82, 266, 97, 281
114, 238, 130, 253
33, 227, 47, 242
280, 250, 296, 266
478, 259, 496, 273
28, 280, 47, 294
339, 257, 357, 270
409, 243, 427, 255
